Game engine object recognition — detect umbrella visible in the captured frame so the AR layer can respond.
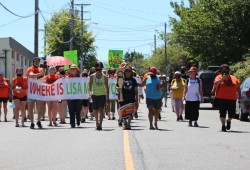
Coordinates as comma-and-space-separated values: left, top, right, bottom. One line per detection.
46, 56, 73, 66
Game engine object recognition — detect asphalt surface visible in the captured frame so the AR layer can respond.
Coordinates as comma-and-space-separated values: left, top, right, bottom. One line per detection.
0, 99, 250, 170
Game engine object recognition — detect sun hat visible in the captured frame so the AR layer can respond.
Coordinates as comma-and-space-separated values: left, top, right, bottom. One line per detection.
188, 66, 198, 72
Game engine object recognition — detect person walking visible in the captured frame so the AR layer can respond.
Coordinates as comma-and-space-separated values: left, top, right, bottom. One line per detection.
12, 67, 28, 127
89, 61, 109, 130
142, 66, 163, 130
184, 67, 203, 127
26, 57, 45, 129
170, 71, 185, 121
214, 64, 241, 132
118, 66, 138, 130
57, 67, 67, 124
67, 64, 82, 128
41, 65, 59, 126
106, 68, 117, 120
81, 69, 89, 123
0, 70, 11, 122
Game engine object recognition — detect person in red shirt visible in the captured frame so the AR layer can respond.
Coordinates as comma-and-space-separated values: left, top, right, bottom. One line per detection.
214, 64, 241, 132
26, 57, 45, 129
12, 67, 28, 127
0, 70, 11, 122
40, 65, 59, 126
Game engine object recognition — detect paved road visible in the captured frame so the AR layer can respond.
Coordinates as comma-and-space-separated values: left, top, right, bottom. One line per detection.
0, 99, 250, 170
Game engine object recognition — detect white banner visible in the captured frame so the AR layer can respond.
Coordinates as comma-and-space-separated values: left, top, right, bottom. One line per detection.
108, 77, 117, 100
28, 77, 89, 101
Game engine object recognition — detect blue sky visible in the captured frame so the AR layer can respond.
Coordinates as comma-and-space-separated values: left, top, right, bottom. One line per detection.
0, 0, 187, 62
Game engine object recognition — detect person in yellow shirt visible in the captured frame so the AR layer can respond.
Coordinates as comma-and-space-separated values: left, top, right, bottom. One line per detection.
170, 71, 185, 121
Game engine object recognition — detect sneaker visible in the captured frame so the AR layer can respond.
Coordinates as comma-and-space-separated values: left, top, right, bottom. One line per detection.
134, 112, 138, 119
221, 125, 227, 132
179, 115, 183, 120
71, 125, 76, 128
189, 120, 192, 126
118, 120, 122, 127
37, 121, 43, 129
15, 123, 19, 127
77, 120, 80, 126
112, 117, 115, 120
53, 122, 58, 126
194, 121, 199, 127
81, 118, 85, 123
164, 104, 167, 107
30, 123, 35, 129
21, 123, 26, 127
177, 117, 180, 121
226, 121, 231, 130
96, 125, 102, 130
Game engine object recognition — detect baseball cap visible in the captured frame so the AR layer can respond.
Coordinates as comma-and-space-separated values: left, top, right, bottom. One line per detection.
148, 67, 157, 75
124, 66, 132, 71
33, 57, 41, 62
174, 71, 181, 75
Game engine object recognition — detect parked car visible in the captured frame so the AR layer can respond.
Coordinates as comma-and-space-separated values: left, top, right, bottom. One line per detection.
207, 66, 220, 72
198, 71, 217, 104
237, 77, 250, 121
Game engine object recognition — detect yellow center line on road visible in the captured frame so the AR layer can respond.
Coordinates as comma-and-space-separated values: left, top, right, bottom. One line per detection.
123, 130, 135, 170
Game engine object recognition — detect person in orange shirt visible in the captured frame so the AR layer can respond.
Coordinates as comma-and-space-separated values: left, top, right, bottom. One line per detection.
26, 57, 45, 129
0, 70, 11, 122
40, 65, 59, 126
12, 67, 28, 127
214, 64, 241, 132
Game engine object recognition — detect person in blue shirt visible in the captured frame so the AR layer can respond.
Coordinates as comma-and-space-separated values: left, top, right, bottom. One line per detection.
142, 66, 164, 130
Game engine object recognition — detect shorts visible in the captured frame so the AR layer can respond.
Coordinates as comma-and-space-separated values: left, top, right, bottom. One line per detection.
14, 95, 27, 101
82, 99, 89, 107
0, 97, 8, 103
219, 99, 236, 118
146, 98, 162, 109
106, 100, 116, 113
92, 95, 106, 110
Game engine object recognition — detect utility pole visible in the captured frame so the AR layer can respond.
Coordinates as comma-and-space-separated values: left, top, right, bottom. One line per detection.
154, 34, 156, 53
74, 3, 90, 72
70, 0, 74, 51
34, 0, 39, 57
164, 22, 167, 76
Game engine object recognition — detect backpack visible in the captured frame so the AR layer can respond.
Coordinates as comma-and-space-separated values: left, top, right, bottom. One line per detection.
186, 77, 200, 87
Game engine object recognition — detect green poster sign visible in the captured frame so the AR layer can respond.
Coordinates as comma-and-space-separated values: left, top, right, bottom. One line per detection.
108, 50, 123, 68
63, 50, 78, 70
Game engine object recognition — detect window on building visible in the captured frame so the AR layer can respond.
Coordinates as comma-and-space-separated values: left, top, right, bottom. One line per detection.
16, 53, 19, 62
12, 50, 15, 60
25, 58, 28, 66
20, 56, 24, 67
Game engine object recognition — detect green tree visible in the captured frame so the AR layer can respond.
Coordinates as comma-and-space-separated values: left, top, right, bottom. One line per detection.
170, 0, 250, 67
44, 8, 96, 69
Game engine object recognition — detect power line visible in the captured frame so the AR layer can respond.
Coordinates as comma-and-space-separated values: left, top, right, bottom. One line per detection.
97, 43, 152, 50
91, 4, 162, 24
0, 2, 38, 18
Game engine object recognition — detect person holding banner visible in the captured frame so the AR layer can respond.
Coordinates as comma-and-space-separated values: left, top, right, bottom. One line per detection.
117, 66, 138, 130
89, 61, 109, 130
67, 64, 82, 128
81, 69, 89, 123
40, 65, 59, 126
0, 70, 11, 122
106, 68, 117, 120
57, 67, 67, 124
12, 67, 28, 127
142, 66, 163, 130
26, 57, 45, 129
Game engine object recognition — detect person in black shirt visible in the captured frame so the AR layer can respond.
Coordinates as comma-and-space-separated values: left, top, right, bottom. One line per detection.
181, 66, 189, 80
117, 66, 138, 130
